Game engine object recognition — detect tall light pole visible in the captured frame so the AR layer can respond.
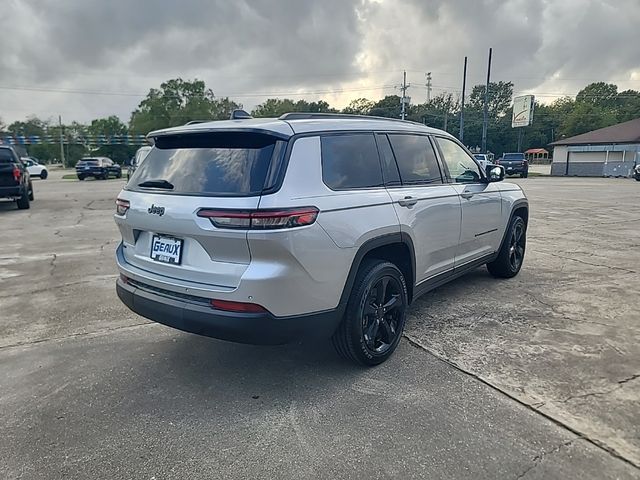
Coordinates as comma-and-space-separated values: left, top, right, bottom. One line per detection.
459, 56, 467, 142
481, 47, 492, 153
58, 115, 66, 168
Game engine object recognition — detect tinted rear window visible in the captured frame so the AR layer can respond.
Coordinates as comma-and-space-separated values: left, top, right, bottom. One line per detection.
77, 159, 100, 166
128, 132, 285, 196
0, 149, 16, 163
388, 134, 442, 185
321, 134, 383, 190
503, 154, 524, 160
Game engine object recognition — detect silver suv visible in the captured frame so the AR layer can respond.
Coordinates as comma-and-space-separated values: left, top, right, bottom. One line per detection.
114, 113, 528, 365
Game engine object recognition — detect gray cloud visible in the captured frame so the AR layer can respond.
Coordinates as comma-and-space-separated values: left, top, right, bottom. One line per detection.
0, 0, 638, 124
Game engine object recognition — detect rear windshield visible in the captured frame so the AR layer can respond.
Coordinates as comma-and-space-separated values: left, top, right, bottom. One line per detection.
127, 132, 286, 196
503, 153, 524, 160
0, 149, 16, 163
77, 159, 100, 166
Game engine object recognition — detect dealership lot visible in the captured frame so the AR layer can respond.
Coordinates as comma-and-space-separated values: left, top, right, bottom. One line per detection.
0, 171, 638, 479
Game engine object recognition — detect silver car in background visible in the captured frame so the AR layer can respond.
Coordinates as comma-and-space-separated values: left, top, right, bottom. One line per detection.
127, 145, 152, 180
114, 113, 528, 365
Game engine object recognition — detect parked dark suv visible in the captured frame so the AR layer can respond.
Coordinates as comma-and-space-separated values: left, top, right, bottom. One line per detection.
497, 153, 528, 177
0, 146, 33, 209
76, 157, 122, 180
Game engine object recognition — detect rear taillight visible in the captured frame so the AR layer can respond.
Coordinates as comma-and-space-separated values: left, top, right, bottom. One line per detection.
115, 198, 130, 216
210, 299, 268, 313
197, 206, 319, 230
12, 165, 21, 182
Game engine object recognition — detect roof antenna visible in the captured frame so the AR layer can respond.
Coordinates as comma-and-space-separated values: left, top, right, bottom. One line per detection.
230, 109, 253, 120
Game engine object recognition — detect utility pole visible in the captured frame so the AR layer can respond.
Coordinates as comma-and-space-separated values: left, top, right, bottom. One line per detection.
481, 48, 492, 153
58, 115, 66, 169
399, 70, 410, 120
425, 72, 432, 103
459, 56, 467, 142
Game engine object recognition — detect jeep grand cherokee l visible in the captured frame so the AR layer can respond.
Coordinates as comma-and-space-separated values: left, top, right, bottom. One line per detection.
115, 112, 528, 365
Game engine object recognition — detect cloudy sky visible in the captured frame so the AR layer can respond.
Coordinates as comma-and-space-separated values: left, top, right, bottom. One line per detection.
1, 0, 638, 125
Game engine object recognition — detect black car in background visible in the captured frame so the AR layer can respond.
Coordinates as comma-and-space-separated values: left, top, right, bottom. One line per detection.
0, 146, 33, 209
496, 153, 529, 178
76, 157, 122, 180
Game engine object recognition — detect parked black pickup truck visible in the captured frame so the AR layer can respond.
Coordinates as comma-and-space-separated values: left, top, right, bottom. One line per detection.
0, 146, 33, 209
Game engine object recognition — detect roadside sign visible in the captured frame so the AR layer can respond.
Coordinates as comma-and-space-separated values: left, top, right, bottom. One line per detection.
512, 95, 535, 127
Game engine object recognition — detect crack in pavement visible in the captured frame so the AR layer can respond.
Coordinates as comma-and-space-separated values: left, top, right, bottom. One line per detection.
540, 251, 638, 275
49, 253, 57, 276
0, 322, 153, 351
559, 374, 640, 404
403, 334, 640, 471
516, 439, 577, 479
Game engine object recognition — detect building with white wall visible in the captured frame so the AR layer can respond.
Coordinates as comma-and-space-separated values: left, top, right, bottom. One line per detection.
550, 118, 640, 177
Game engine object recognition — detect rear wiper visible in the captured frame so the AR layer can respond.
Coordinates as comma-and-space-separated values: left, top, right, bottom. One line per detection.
137, 179, 174, 189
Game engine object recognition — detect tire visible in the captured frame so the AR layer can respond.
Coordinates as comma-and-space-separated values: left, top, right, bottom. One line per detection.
116, 171, 122, 179
28, 183, 34, 201
78, 176, 85, 181
332, 259, 408, 366
487, 215, 526, 278
40, 170, 48, 179
16, 188, 30, 209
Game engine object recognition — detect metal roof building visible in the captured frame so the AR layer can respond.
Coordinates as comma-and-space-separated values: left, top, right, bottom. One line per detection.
549, 118, 640, 177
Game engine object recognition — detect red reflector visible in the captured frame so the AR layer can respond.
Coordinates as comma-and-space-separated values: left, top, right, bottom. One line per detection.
210, 299, 268, 313
115, 198, 130, 216
12, 166, 21, 182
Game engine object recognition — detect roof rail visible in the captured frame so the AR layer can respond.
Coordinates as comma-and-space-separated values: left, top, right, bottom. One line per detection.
278, 112, 424, 125
184, 120, 207, 125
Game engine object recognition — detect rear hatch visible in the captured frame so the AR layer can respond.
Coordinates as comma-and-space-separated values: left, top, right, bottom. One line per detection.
0, 149, 19, 187
116, 131, 288, 289
499, 154, 526, 169
76, 159, 101, 174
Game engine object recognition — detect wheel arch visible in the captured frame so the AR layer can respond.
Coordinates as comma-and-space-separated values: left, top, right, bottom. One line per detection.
338, 233, 416, 310
497, 199, 529, 253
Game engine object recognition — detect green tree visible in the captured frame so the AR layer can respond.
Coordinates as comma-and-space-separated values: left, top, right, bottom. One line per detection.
87, 116, 135, 164
130, 78, 240, 134
469, 81, 514, 118
369, 95, 402, 119
616, 89, 640, 122
251, 98, 336, 117
560, 102, 618, 138
575, 82, 618, 110
342, 98, 374, 115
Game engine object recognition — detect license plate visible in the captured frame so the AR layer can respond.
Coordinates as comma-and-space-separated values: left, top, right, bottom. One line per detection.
507, 166, 513, 170
150, 235, 183, 265
84, 166, 90, 170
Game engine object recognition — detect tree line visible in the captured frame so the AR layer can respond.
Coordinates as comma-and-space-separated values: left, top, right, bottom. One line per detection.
2, 78, 639, 166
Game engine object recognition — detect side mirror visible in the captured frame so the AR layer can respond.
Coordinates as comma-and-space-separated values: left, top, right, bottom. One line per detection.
486, 165, 505, 182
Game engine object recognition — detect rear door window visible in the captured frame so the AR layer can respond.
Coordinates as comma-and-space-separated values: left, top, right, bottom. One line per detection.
388, 134, 443, 185
321, 133, 383, 190
128, 132, 286, 196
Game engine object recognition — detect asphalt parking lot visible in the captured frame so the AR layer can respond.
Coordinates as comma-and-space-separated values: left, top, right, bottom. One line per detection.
0, 171, 638, 479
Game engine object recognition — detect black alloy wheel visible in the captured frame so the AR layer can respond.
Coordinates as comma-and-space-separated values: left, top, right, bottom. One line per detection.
362, 276, 405, 354
487, 215, 526, 278
332, 260, 408, 366
508, 221, 525, 272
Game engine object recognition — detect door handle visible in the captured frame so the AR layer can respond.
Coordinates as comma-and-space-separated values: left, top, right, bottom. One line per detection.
398, 196, 418, 207
460, 192, 474, 200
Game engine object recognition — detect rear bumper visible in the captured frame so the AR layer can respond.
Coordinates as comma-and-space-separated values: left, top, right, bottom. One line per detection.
116, 278, 342, 345
0, 185, 22, 198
